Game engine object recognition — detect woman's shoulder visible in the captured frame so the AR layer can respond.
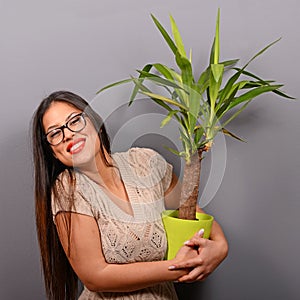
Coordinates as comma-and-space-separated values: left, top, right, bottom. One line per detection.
54, 169, 91, 191
113, 147, 171, 178
53, 169, 98, 205
113, 147, 162, 162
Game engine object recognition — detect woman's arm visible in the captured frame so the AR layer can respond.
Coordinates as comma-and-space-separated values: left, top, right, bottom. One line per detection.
55, 212, 196, 292
164, 172, 181, 210
177, 205, 228, 282
168, 207, 228, 282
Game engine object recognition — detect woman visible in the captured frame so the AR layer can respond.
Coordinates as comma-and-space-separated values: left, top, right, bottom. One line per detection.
32, 90, 228, 300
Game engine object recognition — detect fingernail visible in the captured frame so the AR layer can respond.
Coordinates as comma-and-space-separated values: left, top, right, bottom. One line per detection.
198, 228, 204, 236
184, 240, 190, 245
168, 265, 176, 270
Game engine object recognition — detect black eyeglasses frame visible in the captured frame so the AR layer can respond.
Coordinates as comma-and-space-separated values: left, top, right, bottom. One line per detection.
45, 112, 87, 146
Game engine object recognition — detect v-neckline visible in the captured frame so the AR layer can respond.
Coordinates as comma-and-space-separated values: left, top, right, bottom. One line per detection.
111, 153, 135, 217
77, 153, 135, 218
83, 172, 135, 219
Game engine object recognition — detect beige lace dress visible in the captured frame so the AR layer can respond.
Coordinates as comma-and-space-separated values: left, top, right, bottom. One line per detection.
51, 147, 178, 300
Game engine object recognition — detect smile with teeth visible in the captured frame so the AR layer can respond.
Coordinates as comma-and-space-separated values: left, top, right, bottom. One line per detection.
67, 139, 86, 154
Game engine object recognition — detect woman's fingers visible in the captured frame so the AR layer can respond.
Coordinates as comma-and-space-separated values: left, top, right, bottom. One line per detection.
184, 234, 208, 249
169, 228, 215, 282
183, 228, 206, 246
177, 267, 206, 282
168, 256, 204, 270
196, 228, 205, 237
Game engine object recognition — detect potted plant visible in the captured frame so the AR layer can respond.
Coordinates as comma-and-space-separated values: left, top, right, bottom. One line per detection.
97, 9, 293, 259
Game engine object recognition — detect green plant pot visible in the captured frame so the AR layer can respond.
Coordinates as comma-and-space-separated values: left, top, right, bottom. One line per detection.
162, 210, 214, 260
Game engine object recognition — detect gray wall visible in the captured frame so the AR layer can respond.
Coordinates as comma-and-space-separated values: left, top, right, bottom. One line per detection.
1, 0, 299, 299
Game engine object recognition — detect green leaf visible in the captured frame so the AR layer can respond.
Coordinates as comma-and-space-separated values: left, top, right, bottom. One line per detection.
233, 67, 270, 83
221, 100, 251, 127
211, 63, 224, 82
243, 38, 281, 70
130, 76, 176, 114
175, 51, 194, 87
163, 146, 185, 157
187, 90, 202, 134
233, 67, 295, 99
194, 125, 204, 145
155, 66, 186, 102
132, 81, 180, 117
160, 110, 179, 128
153, 63, 174, 80
168, 68, 183, 83
228, 80, 249, 96
179, 126, 192, 154
179, 115, 190, 133
129, 64, 153, 104
217, 38, 282, 108
272, 89, 296, 100
135, 70, 190, 106
220, 59, 239, 68
214, 8, 221, 64
218, 69, 243, 103
216, 84, 240, 118
227, 84, 283, 110
197, 67, 210, 94
151, 14, 177, 55
170, 15, 187, 57
136, 70, 183, 90
209, 39, 215, 65
209, 65, 223, 108
96, 78, 133, 94
153, 99, 180, 118
139, 90, 189, 110
242, 81, 275, 89
222, 128, 246, 142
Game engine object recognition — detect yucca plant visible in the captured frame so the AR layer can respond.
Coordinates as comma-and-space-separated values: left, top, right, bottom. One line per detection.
97, 9, 293, 220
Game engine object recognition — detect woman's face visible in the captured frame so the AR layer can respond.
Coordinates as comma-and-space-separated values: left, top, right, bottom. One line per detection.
42, 101, 101, 169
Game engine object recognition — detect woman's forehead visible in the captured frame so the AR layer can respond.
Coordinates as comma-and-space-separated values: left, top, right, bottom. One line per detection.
43, 101, 81, 130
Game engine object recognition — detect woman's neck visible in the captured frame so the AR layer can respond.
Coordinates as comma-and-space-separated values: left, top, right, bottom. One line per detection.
80, 150, 120, 189
79, 149, 130, 206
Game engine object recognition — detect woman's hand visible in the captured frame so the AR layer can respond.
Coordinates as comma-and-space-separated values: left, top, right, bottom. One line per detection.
168, 229, 228, 282
172, 240, 199, 263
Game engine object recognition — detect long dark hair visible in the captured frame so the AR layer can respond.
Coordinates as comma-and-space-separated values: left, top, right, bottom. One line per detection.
32, 91, 111, 300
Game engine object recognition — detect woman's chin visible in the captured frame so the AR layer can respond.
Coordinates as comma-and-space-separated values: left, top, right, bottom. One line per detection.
70, 154, 95, 170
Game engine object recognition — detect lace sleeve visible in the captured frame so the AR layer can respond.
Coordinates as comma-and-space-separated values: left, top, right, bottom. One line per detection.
152, 151, 173, 193
51, 170, 94, 223
130, 147, 173, 193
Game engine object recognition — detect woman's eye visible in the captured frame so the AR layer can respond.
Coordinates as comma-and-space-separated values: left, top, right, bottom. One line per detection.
69, 116, 81, 126
49, 130, 61, 139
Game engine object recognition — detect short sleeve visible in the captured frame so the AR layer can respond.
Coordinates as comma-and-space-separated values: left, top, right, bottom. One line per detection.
152, 151, 173, 193
51, 171, 94, 223
129, 147, 173, 193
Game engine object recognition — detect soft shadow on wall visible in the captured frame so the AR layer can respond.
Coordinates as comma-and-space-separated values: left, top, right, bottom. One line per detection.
0, 130, 45, 299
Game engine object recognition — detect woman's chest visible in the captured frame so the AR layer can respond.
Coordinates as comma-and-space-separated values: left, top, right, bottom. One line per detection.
97, 218, 167, 263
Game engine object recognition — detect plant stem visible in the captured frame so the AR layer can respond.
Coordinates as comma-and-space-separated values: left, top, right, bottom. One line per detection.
178, 148, 204, 220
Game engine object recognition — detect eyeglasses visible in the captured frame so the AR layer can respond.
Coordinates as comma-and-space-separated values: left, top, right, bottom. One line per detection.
45, 112, 87, 146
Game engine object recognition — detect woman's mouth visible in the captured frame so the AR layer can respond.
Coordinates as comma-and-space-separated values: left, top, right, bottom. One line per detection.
67, 138, 86, 155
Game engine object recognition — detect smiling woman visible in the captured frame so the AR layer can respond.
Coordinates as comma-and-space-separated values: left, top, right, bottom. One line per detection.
42, 102, 102, 168
31, 90, 228, 300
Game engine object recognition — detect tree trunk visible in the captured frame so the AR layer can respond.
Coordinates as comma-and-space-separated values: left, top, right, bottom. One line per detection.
178, 148, 203, 220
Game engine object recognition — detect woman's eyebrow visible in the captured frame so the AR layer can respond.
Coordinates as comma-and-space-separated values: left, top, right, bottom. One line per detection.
46, 111, 80, 132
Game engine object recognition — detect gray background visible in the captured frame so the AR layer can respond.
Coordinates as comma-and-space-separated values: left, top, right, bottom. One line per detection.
1, 0, 299, 299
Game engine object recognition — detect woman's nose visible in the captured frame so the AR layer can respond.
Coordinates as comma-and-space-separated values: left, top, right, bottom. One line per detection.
62, 127, 75, 141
